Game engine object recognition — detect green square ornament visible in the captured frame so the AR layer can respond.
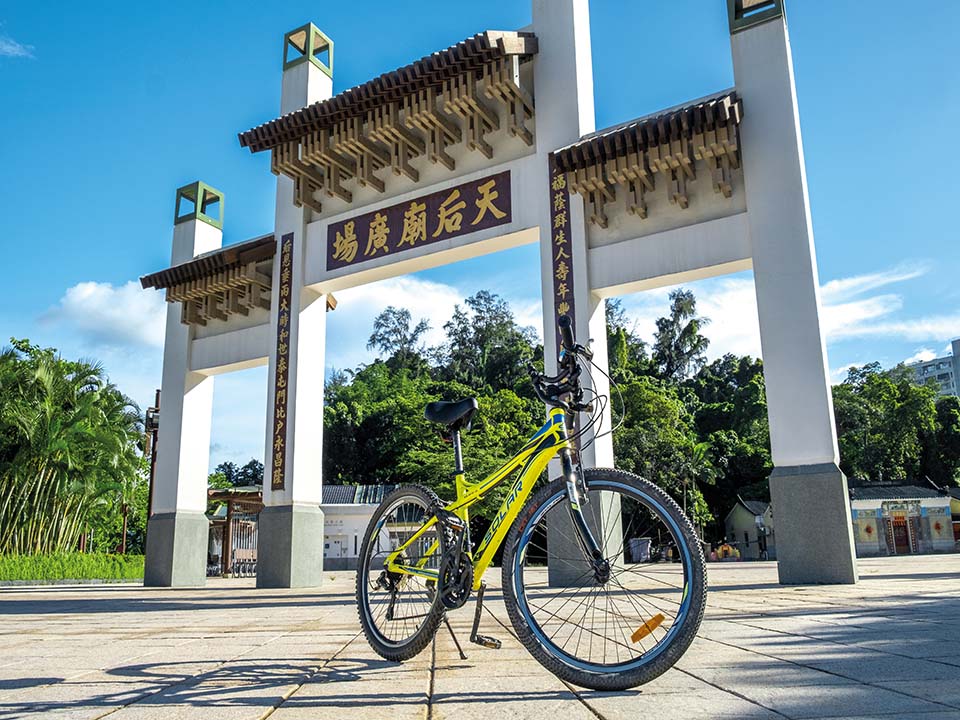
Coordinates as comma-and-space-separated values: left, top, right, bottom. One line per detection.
283, 23, 333, 78
174, 181, 224, 230
728, 0, 784, 34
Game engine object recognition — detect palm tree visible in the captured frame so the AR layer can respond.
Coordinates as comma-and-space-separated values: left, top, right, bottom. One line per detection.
0, 343, 142, 554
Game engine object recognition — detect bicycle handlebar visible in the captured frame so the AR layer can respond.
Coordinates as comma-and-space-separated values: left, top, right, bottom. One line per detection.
558, 314, 575, 353
527, 315, 594, 413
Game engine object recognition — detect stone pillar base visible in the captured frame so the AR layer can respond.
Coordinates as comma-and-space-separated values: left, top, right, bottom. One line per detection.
256, 504, 324, 588
769, 463, 858, 585
144, 511, 208, 587
547, 490, 622, 587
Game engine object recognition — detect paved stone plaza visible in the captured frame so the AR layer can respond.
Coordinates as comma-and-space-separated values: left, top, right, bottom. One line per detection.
2, 555, 959, 719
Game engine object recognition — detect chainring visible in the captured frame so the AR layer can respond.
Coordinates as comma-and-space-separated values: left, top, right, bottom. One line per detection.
439, 551, 473, 609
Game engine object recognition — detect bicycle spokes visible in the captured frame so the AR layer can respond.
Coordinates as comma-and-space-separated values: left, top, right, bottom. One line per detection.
361, 497, 442, 645
513, 482, 693, 670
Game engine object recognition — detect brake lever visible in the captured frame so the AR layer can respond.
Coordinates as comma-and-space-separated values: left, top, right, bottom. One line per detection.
574, 343, 594, 361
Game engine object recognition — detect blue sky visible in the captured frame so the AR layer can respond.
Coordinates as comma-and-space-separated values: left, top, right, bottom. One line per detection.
1, 1, 958, 468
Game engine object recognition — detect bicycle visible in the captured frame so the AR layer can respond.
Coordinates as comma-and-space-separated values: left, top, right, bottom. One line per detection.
356, 315, 706, 690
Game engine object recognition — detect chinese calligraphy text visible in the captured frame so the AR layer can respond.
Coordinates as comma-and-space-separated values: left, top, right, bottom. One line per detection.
271, 233, 294, 491
327, 171, 511, 271
548, 155, 576, 352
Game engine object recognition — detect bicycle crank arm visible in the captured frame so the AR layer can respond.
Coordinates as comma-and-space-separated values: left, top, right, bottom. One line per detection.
469, 582, 501, 650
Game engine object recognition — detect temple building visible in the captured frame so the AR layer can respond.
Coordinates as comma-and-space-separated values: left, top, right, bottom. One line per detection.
140, 0, 863, 588
723, 484, 958, 561
848, 484, 954, 557
204, 485, 393, 576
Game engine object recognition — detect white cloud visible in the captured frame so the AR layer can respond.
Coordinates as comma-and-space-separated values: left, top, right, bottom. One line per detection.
820, 263, 927, 304
904, 348, 936, 364
0, 33, 33, 58
614, 262, 956, 363
830, 364, 857, 383
817, 263, 960, 345
43, 280, 167, 350
326, 276, 462, 371
830, 315, 960, 343
821, 294, 903, 339
511, 297, 545, 338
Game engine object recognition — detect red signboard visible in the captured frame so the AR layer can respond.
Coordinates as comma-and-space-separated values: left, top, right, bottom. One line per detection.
270, 233, 294, 491
326, 171, 512, 271
547, 154, 575, 350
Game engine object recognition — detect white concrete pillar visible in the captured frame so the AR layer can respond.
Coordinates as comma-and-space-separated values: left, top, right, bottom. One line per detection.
731, 2, 857, 583
145, 184, 223, 587
532, 0, 612, 469
257, 24, 334, 588
533, 0, 617, 586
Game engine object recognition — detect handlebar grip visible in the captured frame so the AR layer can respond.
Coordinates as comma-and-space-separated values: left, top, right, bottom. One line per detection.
558, 314, 575, 352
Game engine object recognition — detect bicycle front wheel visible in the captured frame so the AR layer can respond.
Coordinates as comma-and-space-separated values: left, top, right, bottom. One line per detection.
501, 468, 706, 690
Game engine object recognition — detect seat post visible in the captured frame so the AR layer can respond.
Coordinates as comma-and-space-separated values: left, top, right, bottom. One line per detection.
451, 430, 465, 475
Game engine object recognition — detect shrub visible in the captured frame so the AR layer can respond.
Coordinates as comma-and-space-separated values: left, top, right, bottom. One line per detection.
0, 553, 144, 582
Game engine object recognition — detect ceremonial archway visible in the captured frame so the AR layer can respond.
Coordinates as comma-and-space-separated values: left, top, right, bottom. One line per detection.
141, 0, 857, 588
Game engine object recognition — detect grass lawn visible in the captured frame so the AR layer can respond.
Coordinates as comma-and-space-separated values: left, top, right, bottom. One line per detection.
0, 553, 144, 582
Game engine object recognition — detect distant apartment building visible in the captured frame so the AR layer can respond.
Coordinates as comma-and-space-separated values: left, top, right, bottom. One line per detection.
908, 339, 960, 397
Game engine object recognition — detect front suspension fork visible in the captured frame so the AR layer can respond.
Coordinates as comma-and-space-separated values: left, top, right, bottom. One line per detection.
560, 448, 609, 582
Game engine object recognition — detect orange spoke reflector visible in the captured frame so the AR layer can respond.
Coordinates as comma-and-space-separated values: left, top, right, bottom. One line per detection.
631, 614, 665, 643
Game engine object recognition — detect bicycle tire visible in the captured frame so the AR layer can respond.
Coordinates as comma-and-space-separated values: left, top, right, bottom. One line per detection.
356, 484, 446, 661
501, 467, 707, 690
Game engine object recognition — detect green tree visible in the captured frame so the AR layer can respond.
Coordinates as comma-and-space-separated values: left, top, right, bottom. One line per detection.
437, 291, 538, 394
215, 458, 264, 487
367, 306, 431, 375
214, 461, 239, 485
0, 340, 143, 554
652, 289, 710, 381
833, 363, 938, 482
605, 299, 652, 379
611, 374, 714, 525
933, 396, 960, 484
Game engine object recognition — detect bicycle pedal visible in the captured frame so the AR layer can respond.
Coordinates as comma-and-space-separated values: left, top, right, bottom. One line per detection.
470, 634, 501, 650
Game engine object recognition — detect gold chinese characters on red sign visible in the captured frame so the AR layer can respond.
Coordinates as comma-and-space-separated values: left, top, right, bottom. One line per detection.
548, 155, 575, 349
270, 233, 294, 491
326, 171, 511, 271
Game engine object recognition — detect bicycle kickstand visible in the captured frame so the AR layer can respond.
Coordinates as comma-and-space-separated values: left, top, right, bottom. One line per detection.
469, 582, 501, 650
443, 616, 467, 661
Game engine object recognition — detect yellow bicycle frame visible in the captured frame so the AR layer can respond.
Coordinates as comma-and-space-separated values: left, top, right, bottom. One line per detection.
385, 407, 569, 592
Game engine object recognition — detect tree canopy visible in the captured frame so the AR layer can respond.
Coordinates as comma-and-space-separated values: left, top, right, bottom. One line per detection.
832, 362, 957, 484
4, 287, 958, 556
0, 340, 145, 554
323, 290, 960, 541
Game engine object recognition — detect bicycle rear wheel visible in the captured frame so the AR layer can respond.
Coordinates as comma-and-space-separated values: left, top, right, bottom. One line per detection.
502, 468, 706, 690
356, 484, 445, 661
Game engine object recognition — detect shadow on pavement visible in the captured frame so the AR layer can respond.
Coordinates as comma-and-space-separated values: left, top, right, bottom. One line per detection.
0, 592, 357, 616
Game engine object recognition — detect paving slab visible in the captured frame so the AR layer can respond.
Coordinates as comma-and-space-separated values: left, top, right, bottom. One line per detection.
0, 555, 959, 719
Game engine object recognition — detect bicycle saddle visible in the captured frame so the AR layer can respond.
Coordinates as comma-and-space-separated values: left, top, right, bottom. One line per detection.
424, 397, 478, 431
